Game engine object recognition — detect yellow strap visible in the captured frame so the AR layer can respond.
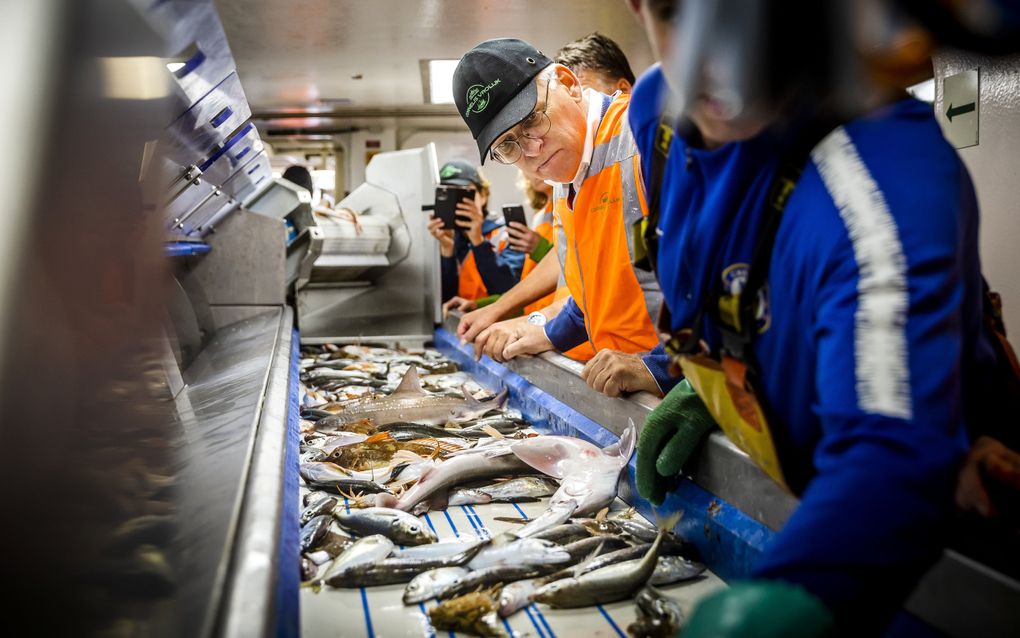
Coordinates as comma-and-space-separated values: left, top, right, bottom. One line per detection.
679, 355, 790, 491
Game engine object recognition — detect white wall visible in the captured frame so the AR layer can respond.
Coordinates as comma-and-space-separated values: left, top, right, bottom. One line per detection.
400, 130, 535, 221
933, 52, 1020, 337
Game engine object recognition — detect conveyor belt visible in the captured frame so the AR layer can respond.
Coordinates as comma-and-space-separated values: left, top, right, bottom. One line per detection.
300, 495, 725, 638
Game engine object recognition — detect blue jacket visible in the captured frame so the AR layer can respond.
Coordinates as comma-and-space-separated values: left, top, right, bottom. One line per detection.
440, 217, 526, 302
630, 65, 998, 629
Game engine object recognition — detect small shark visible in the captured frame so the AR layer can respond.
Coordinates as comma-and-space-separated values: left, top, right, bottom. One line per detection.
315, 366, 507, 431
510, 420, 636, 537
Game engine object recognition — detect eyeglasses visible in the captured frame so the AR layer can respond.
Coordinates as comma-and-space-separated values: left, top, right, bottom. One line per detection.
489, 77, 553, 165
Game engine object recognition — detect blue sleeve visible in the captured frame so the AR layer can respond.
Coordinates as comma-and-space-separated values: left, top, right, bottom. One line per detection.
629, 64, 666, 193
544, 297, 589, 352
470, 242, 525, 294
440, 255, 458, 303
751, 138, 969, 631
642, 344, 680, 394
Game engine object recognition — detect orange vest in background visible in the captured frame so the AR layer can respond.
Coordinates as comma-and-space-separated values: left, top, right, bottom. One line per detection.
553, 92, 660, 358
522, 203, 557, 315
457, 225, 509, 300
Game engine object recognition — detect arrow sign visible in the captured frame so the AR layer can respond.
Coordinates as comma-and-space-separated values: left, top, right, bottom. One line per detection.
946, 102, 975, 121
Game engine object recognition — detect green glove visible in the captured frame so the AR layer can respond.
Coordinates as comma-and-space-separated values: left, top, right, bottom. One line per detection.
637, 379, 716, 505
681, 581, 834, 637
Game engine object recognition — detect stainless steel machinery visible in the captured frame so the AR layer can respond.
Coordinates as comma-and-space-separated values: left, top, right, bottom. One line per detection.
1, 2, 1015, 637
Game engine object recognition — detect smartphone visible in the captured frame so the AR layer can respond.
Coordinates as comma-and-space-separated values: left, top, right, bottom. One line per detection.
434, 185, 475, 230
502, 204, 527, 229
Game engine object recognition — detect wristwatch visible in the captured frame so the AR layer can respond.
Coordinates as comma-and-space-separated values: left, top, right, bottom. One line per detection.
527, 311, 547, 326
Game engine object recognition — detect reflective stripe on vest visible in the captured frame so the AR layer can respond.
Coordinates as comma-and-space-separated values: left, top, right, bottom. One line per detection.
522, 203, 558, 315
551, 93, 659, 355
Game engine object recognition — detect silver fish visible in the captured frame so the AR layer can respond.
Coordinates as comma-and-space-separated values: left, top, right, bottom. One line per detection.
531, 524, 593, 545
321, 534, 394, 584
628, 586, 685, 638
468, 536, 572, 571
649, 556, 706, 586
444, 488, 495, 507
300, 497, 338, 525
332, 506, 436, 545
498, 579, 537, 617
538, 540, 690, 585
532, 530, 663, 608
434, 564, 548, 601
377, 442, 534, 512
451, 477, 558, 504
391, 535, 480, 561
403, 566, 470, 604
315, 367, 507, 429
329, 541, 488, 587
300, 515, 332, 553
560, 535, 630, 562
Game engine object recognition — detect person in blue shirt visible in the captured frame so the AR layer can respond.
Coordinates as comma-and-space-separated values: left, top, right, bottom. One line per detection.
625, 0, 1010, 634
427, 160, 526, 304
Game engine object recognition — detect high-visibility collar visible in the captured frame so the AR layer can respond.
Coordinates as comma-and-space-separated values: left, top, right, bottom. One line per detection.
545, 89, 615, 191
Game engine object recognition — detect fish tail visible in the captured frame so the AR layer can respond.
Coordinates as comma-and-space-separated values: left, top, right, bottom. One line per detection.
655, 510, 683, 532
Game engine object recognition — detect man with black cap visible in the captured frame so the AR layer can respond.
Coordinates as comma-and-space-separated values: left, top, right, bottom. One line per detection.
450, 38, 677, 398
427, 159, 525, 305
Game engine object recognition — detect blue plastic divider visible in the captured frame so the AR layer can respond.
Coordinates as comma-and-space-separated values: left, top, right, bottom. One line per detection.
432, 327, 775, 581
275, 328, 301, 638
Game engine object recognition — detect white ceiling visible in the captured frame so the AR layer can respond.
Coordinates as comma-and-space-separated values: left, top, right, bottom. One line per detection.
213, 0, 655, 112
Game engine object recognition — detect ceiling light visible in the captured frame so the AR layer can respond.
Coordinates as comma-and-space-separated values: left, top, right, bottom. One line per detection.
425, 59, 458, 104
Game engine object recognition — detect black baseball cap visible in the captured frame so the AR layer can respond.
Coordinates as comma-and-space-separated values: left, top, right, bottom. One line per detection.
438, 159, 483, 187
453, 38, 553, 163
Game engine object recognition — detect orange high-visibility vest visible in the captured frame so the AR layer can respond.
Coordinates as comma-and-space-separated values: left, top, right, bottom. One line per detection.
553, 92, 660, 357
522, 202, 557, 315
458, 225, 510, 300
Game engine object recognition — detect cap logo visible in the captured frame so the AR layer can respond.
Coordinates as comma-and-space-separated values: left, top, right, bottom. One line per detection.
439, 165, 462, 179
464, 78, 502, 118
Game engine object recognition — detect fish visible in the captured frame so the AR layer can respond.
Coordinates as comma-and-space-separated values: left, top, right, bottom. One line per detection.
314, 366, 508, 430
332, 506, 437, 545
318, 531, 355, 558
376, 442, 535, 512
649, 556, 707, 586
560, 535, 630, 562
433, 564, 549, 601
301, 448, 329, 463
391, 535, 481, 561
468, 536, 573, 571
538, 540, 691, 585
511, 421, 636, 537
300, 497, 338, 525
305, 550, 332, 565
530, 524, 593, 545
300, 556, 318, 582
403, 566, 470, 604
321, 534, 394, 585
327, 433, 435, 471
448, 477, 558, 506
498, 579, 537, 617
377, 421, 482, 441
329, 541, 488, 587
628, 586, 685, 638
428, 591, 508, 638
319, 432, 370, 454
300, 515, 332, 553
532, 529, 663, 608
299, 462, 393, 495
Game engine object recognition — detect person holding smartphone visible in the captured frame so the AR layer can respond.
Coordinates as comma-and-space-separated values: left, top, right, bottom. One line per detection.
427, 159, 525, 305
